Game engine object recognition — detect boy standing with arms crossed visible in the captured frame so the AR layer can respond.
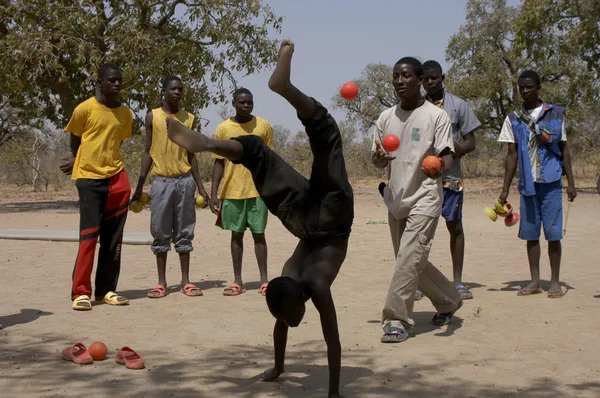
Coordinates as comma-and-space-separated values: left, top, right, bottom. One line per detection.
211, 88, 273, 296
497, 70, 576, 298
60, 63, 132, 311
132, 76, 211, 298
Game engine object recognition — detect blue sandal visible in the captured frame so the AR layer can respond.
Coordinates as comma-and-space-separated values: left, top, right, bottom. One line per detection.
456, 284, 473, 300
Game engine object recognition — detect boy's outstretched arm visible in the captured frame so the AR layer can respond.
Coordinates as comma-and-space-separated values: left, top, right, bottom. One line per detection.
263, 320, 289, 382
310, 282, 342, 397
499, 143, 518, 203
268, 40, 315, 120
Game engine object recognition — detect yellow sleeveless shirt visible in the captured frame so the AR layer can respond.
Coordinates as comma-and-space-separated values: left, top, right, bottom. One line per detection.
150, 107, 195, 177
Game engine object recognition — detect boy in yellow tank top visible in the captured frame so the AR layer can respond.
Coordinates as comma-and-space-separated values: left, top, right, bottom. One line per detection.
211, 88, 273, 297
60, 63, 132, 311
132, 76, 211, 298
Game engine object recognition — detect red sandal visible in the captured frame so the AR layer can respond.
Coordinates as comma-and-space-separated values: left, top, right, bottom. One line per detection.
116, 346, 145, 369
223, 283, 246, 296
61, 343, 93, 365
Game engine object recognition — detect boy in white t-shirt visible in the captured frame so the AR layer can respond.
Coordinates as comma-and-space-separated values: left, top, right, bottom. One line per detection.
372, 57, 462, 343
497, 70, 576, 299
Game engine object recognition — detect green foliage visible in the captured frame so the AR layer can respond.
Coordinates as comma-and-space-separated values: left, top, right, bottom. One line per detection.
515, 0, 600, 80
0, 0, 282, 144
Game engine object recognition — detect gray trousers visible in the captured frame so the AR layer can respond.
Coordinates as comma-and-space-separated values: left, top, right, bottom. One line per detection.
150, 173, 196, 253
382, 214, 461, 330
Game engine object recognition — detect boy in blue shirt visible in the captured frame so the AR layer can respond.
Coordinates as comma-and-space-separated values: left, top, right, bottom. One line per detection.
497, 70, 576, 298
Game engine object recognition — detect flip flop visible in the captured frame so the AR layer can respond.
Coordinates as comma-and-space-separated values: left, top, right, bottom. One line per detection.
414, 290, 423, 301
432, 300, 463, 326
72, 295, 92, 311
100, 291, 129, 306
547, 289, 564, 298
517, 287, 543, 296
258, 282, 268, 296
61, 343, 93, 365
381, 327, 409, 343
115, 346, 145, 369
181, 283, 203, 297
147, 285, 168, 299
223, 283, 246, 296
456, 284, 474, 300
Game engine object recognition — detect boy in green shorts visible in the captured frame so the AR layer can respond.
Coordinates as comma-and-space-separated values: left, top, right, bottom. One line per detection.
211, 88, 273, 296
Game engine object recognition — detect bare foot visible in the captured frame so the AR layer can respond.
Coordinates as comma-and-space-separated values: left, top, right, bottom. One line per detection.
262, 367, 283, 382
268, 40, 295, 93
167, 117, 209, 153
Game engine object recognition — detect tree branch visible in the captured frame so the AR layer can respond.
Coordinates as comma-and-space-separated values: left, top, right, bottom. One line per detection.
156, 0, 185, 28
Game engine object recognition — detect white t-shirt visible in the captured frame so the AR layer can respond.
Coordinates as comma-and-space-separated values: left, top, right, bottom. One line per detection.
372, 101, 454, 219
497, 105, 566, 181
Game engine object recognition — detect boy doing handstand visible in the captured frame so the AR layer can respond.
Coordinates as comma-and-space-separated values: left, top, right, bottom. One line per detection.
167, 40, 353, 398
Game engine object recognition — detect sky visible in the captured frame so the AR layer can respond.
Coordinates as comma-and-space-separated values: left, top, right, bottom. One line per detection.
195, 0, 520, 135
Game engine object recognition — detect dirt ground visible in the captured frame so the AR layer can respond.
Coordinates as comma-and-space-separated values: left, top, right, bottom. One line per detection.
1, 179, 599, 398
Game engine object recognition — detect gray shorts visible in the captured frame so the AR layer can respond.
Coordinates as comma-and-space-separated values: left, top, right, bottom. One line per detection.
150, 173, 196, 253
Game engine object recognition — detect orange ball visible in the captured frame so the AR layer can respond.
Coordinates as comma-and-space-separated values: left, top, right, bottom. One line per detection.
422, 156, 442, 176
340, 82, 358, 100
382, 134, 400, 152
89, 341, 108, 361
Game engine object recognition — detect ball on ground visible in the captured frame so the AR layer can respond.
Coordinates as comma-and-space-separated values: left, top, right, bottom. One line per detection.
340, 82, 358, 100
89, 341, 107, 361
195, 196, 205, 208
382, 134, 400, 152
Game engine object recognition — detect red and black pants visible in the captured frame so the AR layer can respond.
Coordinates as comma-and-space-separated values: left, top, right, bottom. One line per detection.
72, 170, 130, 300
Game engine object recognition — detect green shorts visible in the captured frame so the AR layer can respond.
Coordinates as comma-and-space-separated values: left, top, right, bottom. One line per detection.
220, 197, 268, 234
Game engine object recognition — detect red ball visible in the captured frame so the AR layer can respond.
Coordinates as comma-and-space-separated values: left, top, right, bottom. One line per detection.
422, 156, 442, 176
89, 341, 108, 361
340, 82, 358, 100
382, 134, 400, 152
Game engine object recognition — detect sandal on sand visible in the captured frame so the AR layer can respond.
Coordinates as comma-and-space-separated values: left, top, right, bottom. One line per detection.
517, 287, 543, 296
456, 284, 474, 300
116, 347, 145, 369
61, 343, 93, 365
432, 300, 463, 326
100, 291, 129, 306
547, 289, 564, 298
258, 282, 268, 296
72, 295, 92, 311
181, 283, 203, 297
381, 327, 409, 343
147, 285, 168, 299
223, 283, 246, 296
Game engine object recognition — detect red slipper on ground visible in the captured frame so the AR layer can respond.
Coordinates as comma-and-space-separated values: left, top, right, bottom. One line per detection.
116, 346, 145, 369
61, 342, 94, 365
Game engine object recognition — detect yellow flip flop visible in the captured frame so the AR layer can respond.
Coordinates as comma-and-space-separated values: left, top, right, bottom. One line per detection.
72, 295, 92, 311
101, 291, 129, 306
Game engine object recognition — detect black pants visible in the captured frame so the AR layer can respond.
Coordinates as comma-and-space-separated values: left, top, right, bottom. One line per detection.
231, 100, 354, 240
72, 170, 130, 300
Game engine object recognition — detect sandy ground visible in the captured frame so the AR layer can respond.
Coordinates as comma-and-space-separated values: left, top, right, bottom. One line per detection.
0, 180, 599, 398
